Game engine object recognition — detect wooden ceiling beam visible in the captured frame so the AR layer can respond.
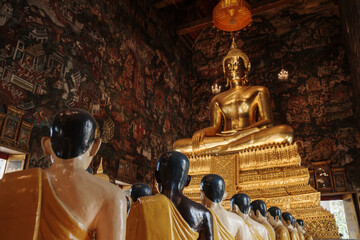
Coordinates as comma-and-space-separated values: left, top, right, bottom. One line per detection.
177, 17, 213, 35
177, 0, 298, 35
154, 0, 188, 9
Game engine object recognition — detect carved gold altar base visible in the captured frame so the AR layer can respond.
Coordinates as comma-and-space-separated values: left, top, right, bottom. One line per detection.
183, 143, 340, 239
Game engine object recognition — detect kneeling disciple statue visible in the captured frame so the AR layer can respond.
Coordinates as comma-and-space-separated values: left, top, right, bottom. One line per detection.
126, 151, 215, 240
173, 38, 293, 155
200, 174, 251, 240
282, 213, 300, 240
267, 207, 290, 240
250, 200, 276, 240
296, 219, 313, 240
230, 193, 267, 240
0, 108, 127, 240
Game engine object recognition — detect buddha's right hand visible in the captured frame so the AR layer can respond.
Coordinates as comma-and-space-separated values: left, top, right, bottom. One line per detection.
192, 129, 207, 150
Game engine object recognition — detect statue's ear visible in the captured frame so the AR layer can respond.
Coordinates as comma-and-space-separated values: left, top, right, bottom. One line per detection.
155, 170, 161, 184
275, 216, 279, 221
41, 137, 52, 156
232, 204, 239, 213
256, 209, 261, 217
89, 138, 101, 157
185, 175, 191, 187
222, 191, 228, 201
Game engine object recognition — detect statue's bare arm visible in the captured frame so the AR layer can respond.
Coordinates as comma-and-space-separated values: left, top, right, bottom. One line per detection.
247, 87, 274, 129
201, 210, 215, 240
192, 99, 222, 149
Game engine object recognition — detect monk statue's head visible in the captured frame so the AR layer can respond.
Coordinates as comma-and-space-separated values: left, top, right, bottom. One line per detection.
267, 206, 282, 227
230, 193, 251, 215
41, 108, 101, 169
200, 174, 225, 205
291, 216, 297, 228
296, 219, 305, 232
223, 38, 251, 87
130, 183, 152, 202
282, 212, 294, 227
155, 151, 191, 193
250, 200, 267, 218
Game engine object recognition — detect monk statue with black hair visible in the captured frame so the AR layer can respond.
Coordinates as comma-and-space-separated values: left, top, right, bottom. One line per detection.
230, 193, 266, 240
200, 174, 249, 240
250, 200, 276, 240
0, 108, 127, 239
267, 207, 290, 240
126, 151, 215, 240
282, 212, 300, 240
296, 219, 313, 240
130, 183, 152, 202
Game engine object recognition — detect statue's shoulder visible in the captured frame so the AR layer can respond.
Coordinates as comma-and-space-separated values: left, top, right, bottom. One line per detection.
250, 85, 270, 93
210, 90, 231, 103
229, 210, 246, 225
180, 195, 211, 216
80, 171, 125, 200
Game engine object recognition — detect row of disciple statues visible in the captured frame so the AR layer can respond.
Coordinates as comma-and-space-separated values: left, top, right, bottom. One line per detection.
0, 40, 314, 239
0, 108, 313, 240
127, 154, 313, 240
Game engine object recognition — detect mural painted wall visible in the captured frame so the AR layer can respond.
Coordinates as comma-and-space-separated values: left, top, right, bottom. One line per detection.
338, 0, 360, 192
0, 0, 193, 184
190, 1, 360, 169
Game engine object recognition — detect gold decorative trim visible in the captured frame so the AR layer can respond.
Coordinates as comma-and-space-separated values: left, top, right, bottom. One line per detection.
184, 142, 339, 239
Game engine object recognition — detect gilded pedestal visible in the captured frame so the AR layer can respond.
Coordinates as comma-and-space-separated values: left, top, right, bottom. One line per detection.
183, 143, 340, 239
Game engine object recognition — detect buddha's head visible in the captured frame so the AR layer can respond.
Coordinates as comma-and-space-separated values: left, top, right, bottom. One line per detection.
130, 183, 152, 202
155, 151, 191, 193
230, 193, 251, 215
223, 38, 251, 87
200, 174, 225, 205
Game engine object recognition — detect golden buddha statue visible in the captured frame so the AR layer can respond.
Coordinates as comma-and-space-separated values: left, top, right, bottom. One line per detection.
173, 38, 294, 155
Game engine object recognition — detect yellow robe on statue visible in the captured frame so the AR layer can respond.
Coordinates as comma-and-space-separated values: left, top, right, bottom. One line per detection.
304, 234, 313, 240
264, 223, 276, 240
289, 230, 300, 240
274, 225, 290, 240
243, 218, 263, 240
126, 194, 199, 240
0, 168, 91, 240
208, 209, 235, 240
298, 232, 305, 240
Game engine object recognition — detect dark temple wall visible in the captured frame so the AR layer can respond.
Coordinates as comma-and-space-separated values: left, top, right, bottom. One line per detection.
338, 0, 360, 192
0, 0, 193, 183
190, 1, 360, 170
339, 0, 360, 121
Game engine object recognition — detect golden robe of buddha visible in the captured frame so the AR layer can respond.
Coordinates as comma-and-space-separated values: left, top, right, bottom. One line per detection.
173, 39, 293, 155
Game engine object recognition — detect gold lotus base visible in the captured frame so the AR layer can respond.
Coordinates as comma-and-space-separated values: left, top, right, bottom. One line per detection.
183, 143, 340, 239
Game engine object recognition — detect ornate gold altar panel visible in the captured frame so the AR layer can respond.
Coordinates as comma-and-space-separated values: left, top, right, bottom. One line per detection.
183, 143, 340, 239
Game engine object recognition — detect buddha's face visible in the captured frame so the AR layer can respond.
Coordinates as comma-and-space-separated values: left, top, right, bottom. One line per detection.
224, 56, 246, 83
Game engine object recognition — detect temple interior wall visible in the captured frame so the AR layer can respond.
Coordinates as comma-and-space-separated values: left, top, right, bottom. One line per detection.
337, 0, 360, 195
0, 0, 193, 184
0, 0, 359, 192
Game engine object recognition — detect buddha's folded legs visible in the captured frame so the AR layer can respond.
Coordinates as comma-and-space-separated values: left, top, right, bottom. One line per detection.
173, 125, 293, 155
